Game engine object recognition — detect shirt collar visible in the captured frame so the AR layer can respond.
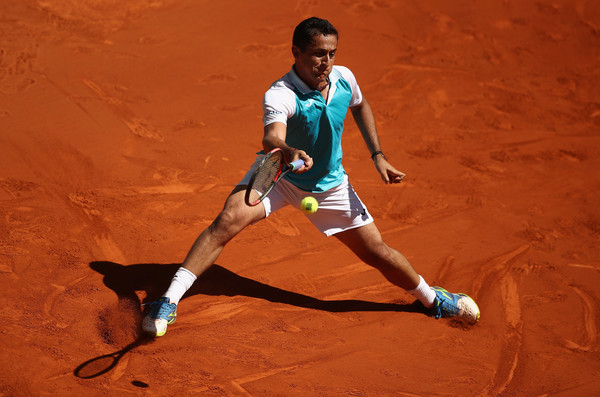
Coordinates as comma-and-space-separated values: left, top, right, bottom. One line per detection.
289, 65, 313, 95
289, 65, 340, 102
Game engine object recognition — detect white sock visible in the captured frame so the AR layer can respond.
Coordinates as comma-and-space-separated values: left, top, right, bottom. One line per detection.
163, 267, 197, 305
408, 275, 436, 308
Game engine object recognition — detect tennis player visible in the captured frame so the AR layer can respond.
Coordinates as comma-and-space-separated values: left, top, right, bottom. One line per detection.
143, 17, 480, 337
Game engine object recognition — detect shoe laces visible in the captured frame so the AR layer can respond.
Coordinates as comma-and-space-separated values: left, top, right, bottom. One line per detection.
433, 291, 460, 318
145, 298, 175, 319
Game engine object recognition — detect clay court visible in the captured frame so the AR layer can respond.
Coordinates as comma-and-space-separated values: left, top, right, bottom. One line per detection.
1, 0, 599, 395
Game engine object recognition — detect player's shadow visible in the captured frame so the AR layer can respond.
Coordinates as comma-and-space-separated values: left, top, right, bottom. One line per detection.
89, 261, 427, 315
76, 261, 426, 379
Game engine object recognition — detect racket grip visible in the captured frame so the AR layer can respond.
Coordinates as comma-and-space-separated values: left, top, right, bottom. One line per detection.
289, 159, 305, 170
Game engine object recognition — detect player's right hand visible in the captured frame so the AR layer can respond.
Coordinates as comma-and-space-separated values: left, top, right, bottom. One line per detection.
291, 149, 313, 174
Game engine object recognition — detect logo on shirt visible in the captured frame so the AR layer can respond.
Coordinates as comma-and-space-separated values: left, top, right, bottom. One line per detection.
305, 99, 314, 108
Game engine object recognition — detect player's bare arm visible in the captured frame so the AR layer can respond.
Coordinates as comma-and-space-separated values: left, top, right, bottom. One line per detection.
262, 122, 313, 173
350, 98, 405, 184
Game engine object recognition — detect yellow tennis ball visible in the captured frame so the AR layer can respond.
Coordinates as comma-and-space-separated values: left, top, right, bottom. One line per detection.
300, 196, 318, 214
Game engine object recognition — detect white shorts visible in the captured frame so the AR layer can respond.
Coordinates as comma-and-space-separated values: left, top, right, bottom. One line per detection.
238, 155, 374, 236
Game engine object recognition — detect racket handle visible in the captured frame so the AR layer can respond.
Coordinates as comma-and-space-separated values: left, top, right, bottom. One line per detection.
288, 159, 305, 171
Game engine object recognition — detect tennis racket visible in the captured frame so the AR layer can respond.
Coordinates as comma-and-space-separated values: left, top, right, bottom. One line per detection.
245, 148, 305, 206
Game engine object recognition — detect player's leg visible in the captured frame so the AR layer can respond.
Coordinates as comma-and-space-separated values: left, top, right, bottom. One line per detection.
143, 185, 267, 336
180, 185, 266, 276
334, 222, 480, 324
334, 222, 421, 290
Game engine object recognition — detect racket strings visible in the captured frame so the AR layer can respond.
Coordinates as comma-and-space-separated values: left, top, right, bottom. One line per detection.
252, 154, 282, 194
247, 152, 283, 205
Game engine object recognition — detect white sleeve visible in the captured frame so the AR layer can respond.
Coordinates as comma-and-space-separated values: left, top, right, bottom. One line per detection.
336, 65, 363, 107
262, 83, 297, 127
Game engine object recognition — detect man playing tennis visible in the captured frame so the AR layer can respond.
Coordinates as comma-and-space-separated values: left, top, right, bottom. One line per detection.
143, 17, 480, 337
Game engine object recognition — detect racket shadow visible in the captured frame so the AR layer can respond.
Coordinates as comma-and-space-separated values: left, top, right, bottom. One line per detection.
73, 335, 153, 379
90, 261, 428, 315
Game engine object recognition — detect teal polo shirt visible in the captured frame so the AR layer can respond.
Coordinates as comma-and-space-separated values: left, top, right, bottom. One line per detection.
262, 65, 363, 192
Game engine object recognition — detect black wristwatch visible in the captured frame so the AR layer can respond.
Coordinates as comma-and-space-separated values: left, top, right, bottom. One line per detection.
371, 150, 386, 161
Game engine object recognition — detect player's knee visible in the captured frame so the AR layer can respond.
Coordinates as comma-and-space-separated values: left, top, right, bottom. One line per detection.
363, 241, 393, 267
211, 208, 245, 238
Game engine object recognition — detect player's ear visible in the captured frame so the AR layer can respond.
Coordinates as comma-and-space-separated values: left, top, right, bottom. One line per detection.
291, 45, 300, 59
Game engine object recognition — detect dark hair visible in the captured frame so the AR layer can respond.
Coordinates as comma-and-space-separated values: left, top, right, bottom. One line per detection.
292, 17, 338, 51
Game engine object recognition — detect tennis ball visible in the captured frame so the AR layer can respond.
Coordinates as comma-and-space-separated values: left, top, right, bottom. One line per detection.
300, 196, 318, 214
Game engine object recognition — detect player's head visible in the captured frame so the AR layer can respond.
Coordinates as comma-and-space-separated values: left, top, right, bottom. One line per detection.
292, 17, 338, 90
292, 17, 338, 51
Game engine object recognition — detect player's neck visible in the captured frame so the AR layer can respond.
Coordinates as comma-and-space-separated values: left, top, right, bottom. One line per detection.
316, 78, 330, 92
319, 82, 329, 100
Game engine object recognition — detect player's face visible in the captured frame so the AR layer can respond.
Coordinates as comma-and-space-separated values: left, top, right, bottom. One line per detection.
292, 34, 337, 90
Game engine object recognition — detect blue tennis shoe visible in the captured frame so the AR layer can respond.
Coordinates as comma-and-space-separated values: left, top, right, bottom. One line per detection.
431, 286, 480, 324
142, 297, 177, 337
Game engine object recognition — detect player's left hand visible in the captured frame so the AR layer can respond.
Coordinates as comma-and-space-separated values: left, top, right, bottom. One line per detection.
374, 156, 405, 184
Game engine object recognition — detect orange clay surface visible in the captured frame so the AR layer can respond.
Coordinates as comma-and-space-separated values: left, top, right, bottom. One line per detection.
1, 1, 599, 395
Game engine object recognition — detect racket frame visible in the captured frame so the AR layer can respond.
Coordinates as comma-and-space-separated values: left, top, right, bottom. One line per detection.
244, 148, 304, 206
